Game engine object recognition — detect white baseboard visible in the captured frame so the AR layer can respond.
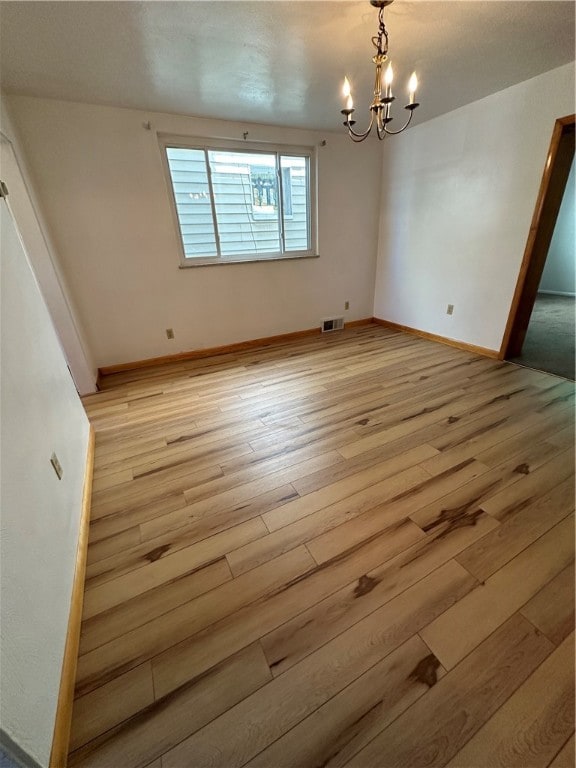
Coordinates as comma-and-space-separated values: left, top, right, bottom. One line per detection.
537, 290, 576, 297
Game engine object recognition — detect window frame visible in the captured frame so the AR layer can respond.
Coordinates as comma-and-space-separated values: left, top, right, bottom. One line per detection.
158, 134, 318, 267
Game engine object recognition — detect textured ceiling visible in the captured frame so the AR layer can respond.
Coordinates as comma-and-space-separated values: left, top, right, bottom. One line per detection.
1, 1, 574, 132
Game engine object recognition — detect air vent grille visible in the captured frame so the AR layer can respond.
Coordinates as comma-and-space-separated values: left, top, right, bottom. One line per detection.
321, 317, 345, 333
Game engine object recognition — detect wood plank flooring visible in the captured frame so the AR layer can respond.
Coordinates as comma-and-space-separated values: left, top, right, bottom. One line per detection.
70, 324, 575, 768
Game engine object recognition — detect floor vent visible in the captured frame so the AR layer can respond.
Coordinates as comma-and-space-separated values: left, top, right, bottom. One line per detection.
321, 317, 345, 333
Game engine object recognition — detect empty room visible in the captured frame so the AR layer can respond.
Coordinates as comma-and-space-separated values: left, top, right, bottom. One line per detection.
0, 2, 574, 768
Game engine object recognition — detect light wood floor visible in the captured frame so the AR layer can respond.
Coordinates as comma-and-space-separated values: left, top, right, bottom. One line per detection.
70, 324, 575, 768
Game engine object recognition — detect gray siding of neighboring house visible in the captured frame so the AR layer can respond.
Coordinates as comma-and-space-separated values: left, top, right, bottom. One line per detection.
167, 149, 309, 258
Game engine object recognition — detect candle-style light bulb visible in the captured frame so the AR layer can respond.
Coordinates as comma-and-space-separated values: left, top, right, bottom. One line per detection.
343, 77, 351, 98
384, 62, 394, 99
346, 94, 354, 110
408, 72, 418, 104
384, 63, 393, 85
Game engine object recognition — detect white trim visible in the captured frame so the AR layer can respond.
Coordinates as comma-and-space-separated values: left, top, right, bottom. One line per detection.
0, 133, 97, 394
178, 253, 320, 268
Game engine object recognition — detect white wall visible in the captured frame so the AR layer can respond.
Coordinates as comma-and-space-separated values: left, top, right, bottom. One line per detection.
539, 157, 575, 296
373, 63, 576, 352
7, 96, 382, 368
0, 93, 97, 393
0, 199, 91, 765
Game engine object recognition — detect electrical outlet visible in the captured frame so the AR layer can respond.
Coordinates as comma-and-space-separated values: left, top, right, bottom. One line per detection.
446, 304, 454, 316
50, 453, 63, 480
345, 301, 350, 311
166, 328, 175, 339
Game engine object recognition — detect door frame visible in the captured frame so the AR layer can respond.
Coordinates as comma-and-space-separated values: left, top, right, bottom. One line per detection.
500, 113, 575, 360
0, 131, 97, 394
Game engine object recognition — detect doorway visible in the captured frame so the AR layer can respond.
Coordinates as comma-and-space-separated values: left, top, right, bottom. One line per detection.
500, 114, 575, 380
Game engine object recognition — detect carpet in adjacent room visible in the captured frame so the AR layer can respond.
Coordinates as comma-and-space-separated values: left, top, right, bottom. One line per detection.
509, 293, 575, 380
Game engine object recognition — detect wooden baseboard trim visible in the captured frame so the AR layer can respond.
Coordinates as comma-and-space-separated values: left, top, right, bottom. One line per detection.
49, 426, 95, 768
97, 319, 374, 378
372, 317, 500, 359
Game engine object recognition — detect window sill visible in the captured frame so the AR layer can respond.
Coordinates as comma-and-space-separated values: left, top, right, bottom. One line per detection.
178, 253, 320, 268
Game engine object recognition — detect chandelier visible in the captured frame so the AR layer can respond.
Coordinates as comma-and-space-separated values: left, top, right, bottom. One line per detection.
341, 0, 420, 142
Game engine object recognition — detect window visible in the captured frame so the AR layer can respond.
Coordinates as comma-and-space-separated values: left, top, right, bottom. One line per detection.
161, 138, 317, 266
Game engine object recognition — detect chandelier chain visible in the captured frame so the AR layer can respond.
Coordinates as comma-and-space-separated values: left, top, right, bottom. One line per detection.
371, 7, 389, 58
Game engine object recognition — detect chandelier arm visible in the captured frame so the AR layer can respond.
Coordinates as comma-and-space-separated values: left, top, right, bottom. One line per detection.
346, 111, 376, 141
375, 120, 387, 140
349, 131, 372, 143
383, 108, 415, 135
